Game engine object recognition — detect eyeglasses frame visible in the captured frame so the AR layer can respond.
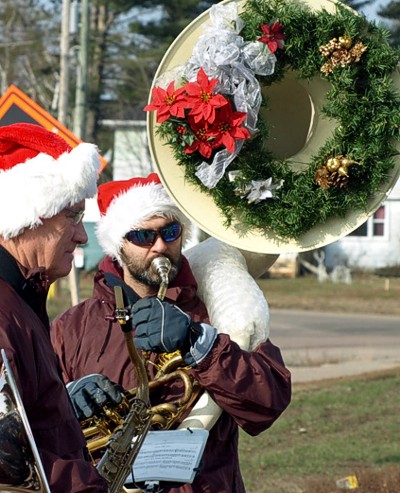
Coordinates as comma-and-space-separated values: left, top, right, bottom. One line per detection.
64, 207, 85, 225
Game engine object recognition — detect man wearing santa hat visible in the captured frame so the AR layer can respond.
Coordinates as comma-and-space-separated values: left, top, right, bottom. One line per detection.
51, 173, 291, 493
0, 123, 109, 492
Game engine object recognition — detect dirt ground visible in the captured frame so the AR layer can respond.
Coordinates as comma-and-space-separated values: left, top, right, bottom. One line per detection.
302, 465, 400, 493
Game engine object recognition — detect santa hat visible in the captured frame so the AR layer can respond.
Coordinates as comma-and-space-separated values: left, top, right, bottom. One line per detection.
96, 173, 192, 261
0, 122, 100, 239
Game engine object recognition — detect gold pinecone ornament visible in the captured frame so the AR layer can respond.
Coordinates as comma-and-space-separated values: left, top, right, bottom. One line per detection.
315, 155, 359, 189
320, 35, 367, 75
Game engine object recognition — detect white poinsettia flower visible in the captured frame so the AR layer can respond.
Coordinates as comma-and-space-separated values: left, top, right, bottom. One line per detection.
244, 178, 284, 204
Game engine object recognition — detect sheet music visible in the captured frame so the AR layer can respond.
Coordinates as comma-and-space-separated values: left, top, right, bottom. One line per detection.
129, 429, 209, 484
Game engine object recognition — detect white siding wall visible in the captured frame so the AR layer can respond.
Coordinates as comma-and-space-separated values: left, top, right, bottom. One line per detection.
324, 178, 400, 271
112, 123, 154, 180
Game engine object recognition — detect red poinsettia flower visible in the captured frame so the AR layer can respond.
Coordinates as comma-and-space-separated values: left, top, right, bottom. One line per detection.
211, 103, 251, 154
258, 21, 285, 54
184, 68, 228, 124
144, 81, 189, 123
185, 116, 217, 159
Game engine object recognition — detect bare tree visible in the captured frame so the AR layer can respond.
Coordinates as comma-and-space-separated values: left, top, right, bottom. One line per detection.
0, 0, 61, 109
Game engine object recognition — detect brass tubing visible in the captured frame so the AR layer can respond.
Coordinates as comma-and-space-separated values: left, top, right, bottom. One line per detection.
123, 331, 150, 406
84, 367, 201, 452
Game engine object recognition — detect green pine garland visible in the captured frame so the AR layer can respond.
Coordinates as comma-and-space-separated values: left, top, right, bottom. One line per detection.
159, 0, 400, 240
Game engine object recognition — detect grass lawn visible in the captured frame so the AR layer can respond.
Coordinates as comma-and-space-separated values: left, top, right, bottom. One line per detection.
239, 369, 400, 493
257, 274, 400, 315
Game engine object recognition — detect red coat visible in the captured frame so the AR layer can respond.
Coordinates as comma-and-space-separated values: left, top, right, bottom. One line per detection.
51, 256, 291, 493
0, 248, 107, 492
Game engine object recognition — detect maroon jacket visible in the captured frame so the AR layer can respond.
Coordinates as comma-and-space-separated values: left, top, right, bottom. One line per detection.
0, 247, 108, 492
51, 256, 291, 493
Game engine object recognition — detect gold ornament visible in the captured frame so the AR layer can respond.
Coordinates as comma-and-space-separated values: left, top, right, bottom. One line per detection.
350, 41, 368, 62
320, 35, 367, 75
326, 157, 341, 172
314, 167, 331, 190
315, 155, 359, 189
330, 171, 349, 188
339, 35, 352, 49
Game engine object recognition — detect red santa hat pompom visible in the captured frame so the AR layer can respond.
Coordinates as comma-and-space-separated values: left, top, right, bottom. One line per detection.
0, 122, 100, 239
96, 173, 192, 261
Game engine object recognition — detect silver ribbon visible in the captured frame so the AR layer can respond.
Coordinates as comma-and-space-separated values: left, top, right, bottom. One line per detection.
181, 3, 277, 188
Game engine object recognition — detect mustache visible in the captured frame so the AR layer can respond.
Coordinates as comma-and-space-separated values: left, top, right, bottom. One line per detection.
123, 256, 178, 279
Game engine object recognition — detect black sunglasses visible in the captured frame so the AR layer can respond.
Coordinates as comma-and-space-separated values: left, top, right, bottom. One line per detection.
125, 222, 182, 247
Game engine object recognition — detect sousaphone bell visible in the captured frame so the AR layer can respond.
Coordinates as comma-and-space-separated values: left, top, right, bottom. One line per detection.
147, 0, 400, 254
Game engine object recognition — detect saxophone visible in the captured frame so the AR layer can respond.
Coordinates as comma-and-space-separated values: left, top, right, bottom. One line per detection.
96, 285, 153, 493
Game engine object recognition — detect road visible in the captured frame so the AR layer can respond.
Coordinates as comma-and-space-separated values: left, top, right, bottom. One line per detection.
268, 309, 400, 384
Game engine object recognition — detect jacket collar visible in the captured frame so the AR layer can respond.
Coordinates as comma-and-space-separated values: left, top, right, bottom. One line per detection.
0, 245, 50, 323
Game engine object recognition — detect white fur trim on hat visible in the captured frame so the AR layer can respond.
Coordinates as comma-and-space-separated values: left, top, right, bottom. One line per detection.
0, 143, 100, 239
95, 181, 192, 261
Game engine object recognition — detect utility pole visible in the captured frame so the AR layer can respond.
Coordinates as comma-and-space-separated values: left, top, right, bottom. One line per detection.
58, 0, 70, 126
73, 0, 89, 140
68, 0, 90, 306
58, 0, 89, 307
58, 0, 91, 307
58, 0, 82, 306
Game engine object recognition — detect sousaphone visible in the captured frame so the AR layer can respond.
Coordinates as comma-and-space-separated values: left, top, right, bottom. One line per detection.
0, 349, 50, 493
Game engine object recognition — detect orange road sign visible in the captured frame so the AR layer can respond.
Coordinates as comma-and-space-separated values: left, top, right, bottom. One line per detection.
0, 84, 108, 172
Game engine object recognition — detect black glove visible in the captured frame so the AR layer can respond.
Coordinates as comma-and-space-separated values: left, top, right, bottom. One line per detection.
131, 297, 217, 366
67, 374, 123, 422
132, 297, 193, 353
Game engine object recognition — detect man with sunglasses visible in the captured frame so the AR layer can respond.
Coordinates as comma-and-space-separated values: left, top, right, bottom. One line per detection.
0, 123, 108, 492
51, 173, 291, 493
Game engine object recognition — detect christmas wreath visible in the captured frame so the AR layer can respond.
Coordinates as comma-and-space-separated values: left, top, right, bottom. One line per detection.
145, 0, 400, 240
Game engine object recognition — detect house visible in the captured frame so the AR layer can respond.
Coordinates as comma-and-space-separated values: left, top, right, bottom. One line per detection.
103, 120, 153, 180
324, 177, 400, 272
74, 197, 103, 271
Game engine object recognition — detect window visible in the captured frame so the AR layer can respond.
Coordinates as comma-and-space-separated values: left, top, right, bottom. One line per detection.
348, 205, 386, 238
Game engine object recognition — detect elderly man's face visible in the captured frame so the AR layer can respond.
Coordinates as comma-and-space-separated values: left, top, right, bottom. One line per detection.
19, 200, 88, 283
120, 216, 183, 289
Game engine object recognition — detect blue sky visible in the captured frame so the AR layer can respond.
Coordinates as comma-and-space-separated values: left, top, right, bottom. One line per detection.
360, 0, 390, 22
